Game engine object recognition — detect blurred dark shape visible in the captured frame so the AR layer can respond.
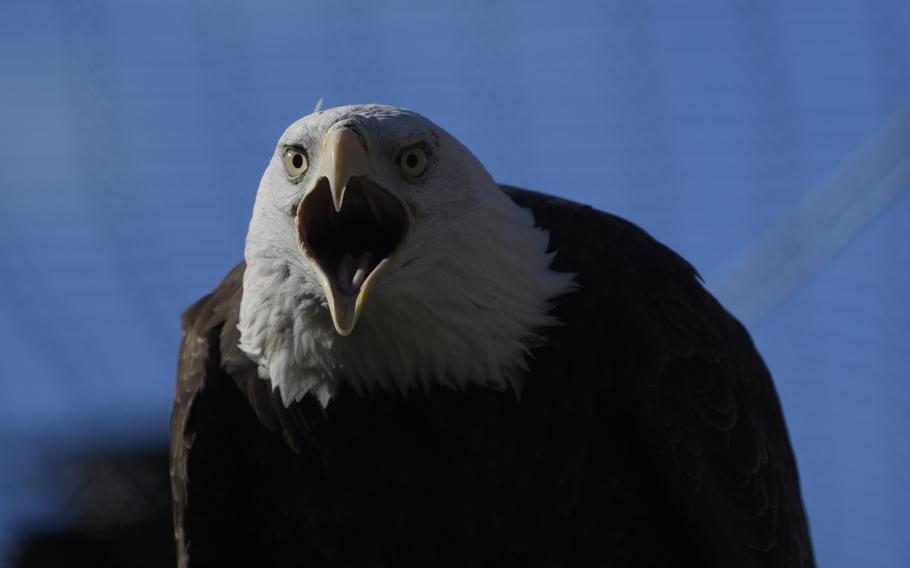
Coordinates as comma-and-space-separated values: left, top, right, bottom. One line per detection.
11, 447, 174, 568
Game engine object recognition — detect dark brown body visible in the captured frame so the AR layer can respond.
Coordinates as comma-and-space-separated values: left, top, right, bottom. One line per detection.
171, 187, 814, 567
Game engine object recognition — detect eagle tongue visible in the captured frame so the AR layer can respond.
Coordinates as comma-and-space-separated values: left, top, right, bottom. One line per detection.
336, 252, 374, 296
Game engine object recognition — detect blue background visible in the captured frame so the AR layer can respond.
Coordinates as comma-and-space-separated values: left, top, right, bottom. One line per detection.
2, 1, 909, 566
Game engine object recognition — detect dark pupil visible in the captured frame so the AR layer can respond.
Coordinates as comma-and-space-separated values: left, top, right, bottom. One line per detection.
292, 153, 303, 169
405, 153, 419, 169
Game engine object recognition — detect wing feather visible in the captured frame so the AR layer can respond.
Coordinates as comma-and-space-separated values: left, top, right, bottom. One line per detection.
503, 185, 814, 566
169, 262, 257, 566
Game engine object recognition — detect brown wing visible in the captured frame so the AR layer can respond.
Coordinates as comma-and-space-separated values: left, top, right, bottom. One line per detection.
504, 185, 815, 566
169, 262, 268, 566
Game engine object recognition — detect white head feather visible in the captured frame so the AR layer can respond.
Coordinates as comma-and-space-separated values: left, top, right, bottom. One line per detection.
238, 104, 575, 407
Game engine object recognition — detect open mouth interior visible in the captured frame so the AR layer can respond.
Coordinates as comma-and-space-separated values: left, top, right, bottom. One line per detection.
298, 176, 408, 297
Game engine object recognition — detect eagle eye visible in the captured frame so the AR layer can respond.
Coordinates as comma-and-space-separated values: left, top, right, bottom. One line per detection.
397, 146, 427, 177
283, 147, 308, 179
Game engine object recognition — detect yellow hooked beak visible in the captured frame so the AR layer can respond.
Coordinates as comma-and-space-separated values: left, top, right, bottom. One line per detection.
317, 126, 371, 213
296, 125, 410, 336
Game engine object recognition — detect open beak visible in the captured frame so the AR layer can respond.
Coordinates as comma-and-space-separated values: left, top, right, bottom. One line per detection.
296, 125, 410, 336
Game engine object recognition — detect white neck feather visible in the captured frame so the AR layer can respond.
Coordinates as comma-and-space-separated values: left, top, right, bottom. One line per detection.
238, 183, 574, 407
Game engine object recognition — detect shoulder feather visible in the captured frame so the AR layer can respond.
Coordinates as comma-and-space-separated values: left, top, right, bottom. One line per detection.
501, 184, 813, 566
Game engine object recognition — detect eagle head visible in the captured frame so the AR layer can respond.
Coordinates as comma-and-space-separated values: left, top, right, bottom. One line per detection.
238, 105, 574, 406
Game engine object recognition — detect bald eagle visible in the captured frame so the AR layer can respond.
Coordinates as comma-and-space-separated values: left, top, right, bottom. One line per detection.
170, 105, 814, 567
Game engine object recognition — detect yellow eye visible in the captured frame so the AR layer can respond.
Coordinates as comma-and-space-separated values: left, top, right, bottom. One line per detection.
283, 147, 308, 178
398, 146, 427, 177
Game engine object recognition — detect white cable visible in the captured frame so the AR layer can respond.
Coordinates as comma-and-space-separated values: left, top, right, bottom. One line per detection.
711, 103, 910, 326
